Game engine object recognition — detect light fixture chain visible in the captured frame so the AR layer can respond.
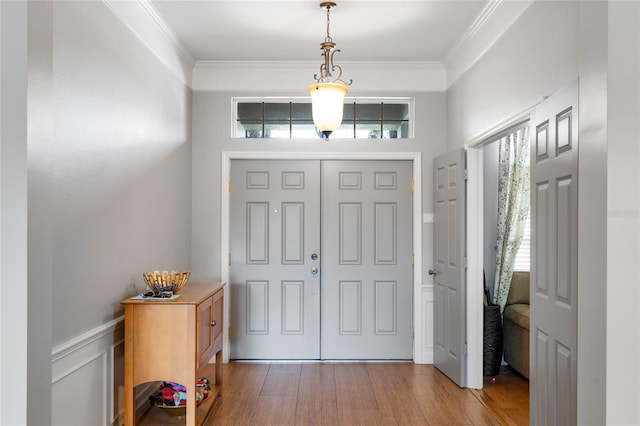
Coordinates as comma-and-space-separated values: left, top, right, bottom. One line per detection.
325, 4, 332, 43
307, 1, 352, 140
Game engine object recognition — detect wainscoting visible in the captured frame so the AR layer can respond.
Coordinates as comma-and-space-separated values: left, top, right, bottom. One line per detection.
420, 285, 435, 363
50, 286, 434, 425
51, 316, 154, 426
51, 317, 125, 425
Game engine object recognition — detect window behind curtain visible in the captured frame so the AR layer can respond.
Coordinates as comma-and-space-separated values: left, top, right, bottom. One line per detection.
513, 211, 530, 271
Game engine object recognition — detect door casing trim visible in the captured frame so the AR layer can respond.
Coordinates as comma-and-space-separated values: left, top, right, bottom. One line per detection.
220, 151, 423, 363
465, 108, 537, 389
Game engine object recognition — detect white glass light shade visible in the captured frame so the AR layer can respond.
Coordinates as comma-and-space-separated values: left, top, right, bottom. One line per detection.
307, 82, 349, 132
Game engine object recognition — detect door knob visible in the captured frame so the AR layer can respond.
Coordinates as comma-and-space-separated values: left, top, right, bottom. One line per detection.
311, 267, 318, 274
428, 269, 438, 276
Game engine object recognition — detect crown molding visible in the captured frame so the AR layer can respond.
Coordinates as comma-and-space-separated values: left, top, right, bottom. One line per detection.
444, 0, 502, 66
444, 0, 534, 88
194, 60, 443, 70
135, 0, 195, 66
192, 61, 446, 92
103, 0, 195, 87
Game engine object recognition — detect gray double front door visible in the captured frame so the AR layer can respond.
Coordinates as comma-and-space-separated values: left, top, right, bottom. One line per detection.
230, 159, 413, 360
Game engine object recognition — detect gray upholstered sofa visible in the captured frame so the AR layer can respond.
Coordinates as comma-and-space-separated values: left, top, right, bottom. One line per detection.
503, 271, 530, 379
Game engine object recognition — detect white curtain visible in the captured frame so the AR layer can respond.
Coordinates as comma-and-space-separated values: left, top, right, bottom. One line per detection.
492, 127, 530, 310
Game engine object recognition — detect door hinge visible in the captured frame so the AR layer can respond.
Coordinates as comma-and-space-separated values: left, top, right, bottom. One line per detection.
463, 169, 468, 180
228, 253, 231, 266
228, 327, 233, 340
228, 181, 232, 192
411, 180, 416, 192
411, 254, 415, 265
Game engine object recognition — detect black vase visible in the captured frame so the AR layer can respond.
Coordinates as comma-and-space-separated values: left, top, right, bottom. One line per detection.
483, 305, 503, 376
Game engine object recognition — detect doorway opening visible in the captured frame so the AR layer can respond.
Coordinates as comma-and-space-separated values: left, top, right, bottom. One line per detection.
466, 111, 534, 389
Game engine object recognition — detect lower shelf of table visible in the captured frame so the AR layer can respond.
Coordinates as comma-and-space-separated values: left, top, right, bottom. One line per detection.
136, 362, 221, 425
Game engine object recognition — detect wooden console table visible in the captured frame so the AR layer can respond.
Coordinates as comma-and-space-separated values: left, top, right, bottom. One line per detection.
122, 282, 225, 425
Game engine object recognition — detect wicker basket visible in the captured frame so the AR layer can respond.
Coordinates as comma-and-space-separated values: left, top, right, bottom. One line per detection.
143, 270, 190, 294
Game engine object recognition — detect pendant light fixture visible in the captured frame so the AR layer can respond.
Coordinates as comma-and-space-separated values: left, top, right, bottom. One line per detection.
307, 2, 352, 140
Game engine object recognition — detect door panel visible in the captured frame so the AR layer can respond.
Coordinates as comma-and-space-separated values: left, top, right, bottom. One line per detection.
230, 160, 321, 359
230, 159, 413, 360
530, 81, 578, 425
433, 149, 466, 387
321, 160, 413, 359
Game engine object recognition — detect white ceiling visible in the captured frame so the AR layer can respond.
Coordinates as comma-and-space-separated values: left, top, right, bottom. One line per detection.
150, 0, 489, 63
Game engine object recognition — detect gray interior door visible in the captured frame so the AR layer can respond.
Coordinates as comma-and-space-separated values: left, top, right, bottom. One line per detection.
321, 160, 414, 359
530, 81, 578, 425
230, 159, 413, 360
230, 160, 321, 359
433, 149, 466, 387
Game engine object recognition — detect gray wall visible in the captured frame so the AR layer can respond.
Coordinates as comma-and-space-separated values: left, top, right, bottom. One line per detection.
446, 1, 579, 149
483, 141, 499, 301
191, 91, 446, 283
20, 2, 193, 422
27, 2, 53, 425
446, 1, 615, 423
1, 2, 29, 424
48, 1, 193, 346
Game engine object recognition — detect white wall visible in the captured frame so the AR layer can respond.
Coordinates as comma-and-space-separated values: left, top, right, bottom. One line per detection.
607, 2, 640, 424
19, 1, 194, 424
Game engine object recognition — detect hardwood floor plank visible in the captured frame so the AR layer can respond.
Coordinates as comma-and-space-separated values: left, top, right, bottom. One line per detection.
260, 374, 300, 397
415, 392, 474, 425
369, 376, 426, 422
463, 400, 501, 426
202, 362, 525, 426
333, 363, 370, 385
251, 395, 297, 425
206, 393, 259, 425
298, 379, 337, 403
337, 408, 385, 425
472, 366, 529, 426
222, 363, 269, 397
267, 362, 302, 375
300, 362, 335, 382
335, 383, 378, 410
295, 400, 339, 426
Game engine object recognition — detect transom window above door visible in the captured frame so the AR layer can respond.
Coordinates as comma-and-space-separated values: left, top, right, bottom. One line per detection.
233, 98, 413, 139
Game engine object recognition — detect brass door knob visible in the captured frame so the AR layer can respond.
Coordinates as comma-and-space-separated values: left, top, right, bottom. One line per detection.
428, 269, 438, 276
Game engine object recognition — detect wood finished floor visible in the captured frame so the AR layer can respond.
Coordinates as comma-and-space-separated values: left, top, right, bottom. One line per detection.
196, 362, 528, 426
472, 366, 529, 426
